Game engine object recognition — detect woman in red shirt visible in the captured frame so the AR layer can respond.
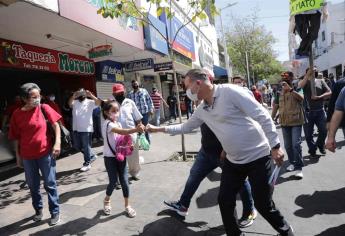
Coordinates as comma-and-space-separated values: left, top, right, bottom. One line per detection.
9, 83, 62, 226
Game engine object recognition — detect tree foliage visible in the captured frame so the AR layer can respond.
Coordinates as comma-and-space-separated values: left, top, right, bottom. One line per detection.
225, 15, 283, 84
97, 0, 217, 48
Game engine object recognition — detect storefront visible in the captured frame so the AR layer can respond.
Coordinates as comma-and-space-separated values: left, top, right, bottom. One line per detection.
0, 38, 95, 163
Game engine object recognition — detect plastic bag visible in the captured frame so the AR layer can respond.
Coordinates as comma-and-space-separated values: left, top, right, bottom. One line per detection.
268, 165, 281, 186
137, 134, 150, 151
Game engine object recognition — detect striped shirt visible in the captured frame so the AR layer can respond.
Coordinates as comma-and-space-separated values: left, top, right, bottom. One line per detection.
150, 92, 162, 110
127, 88, 154, 115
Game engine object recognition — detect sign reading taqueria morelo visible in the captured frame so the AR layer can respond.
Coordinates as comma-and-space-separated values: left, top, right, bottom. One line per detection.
0, 38, 95, 75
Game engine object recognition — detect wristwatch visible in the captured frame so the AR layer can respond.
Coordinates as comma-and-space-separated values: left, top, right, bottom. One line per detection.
272, 143, 281, 150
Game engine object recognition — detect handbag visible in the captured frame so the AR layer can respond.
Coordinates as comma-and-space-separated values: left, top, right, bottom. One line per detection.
137, 133, 150, 151
41, 105, 72, 151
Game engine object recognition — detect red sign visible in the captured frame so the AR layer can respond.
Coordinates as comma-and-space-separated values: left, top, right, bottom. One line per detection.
0, 38, 95, 75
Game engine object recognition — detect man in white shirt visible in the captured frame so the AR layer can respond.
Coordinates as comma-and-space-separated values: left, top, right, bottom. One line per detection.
113, 84, 143, 180
69, 88, 102, 172
148, 69, 294, 236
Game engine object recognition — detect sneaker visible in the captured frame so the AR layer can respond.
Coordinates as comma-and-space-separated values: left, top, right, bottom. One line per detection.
238, 209, 258, 228
163, 200, 188, 216
286, 164, 295, 172
130, 176, 140, 181
50, 213, 61, 226
80, 164, 91, 172
319, 147, 326, 155
33, 209, 43, 222
277, 226, 295, 236
295, 170, 303, 179
308, 150, 317, 158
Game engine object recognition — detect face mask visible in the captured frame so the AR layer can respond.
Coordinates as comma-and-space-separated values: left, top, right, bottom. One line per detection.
115, 94, 125, 104
186, 88, 198, 102
109, 112, 119, 121
78, 96, 86, 102
31, 98, 41, 107
49, 96, 55, 101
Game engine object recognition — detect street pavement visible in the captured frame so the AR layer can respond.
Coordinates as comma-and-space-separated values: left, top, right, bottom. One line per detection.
0, 119, 345, 236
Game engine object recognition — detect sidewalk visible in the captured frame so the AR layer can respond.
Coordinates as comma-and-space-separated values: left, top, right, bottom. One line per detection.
0, 123, 345, 235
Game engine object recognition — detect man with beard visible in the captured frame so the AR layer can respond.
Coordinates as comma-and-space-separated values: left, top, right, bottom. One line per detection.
69, 88, 102, 172
127, 80, 154, 143
113, 83, 143, 180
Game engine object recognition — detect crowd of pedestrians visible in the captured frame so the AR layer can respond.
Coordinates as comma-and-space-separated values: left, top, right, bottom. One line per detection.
3, 65, 345, 235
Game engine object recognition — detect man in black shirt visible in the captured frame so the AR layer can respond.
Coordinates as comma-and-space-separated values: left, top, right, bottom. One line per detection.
163, 123, 256, 228
167, 93, 177, 122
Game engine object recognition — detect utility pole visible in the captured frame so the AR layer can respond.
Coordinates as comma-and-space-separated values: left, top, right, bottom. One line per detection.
219, 2, 238, 82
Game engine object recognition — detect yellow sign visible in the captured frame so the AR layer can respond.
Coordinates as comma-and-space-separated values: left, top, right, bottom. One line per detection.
290, 0, 324, 16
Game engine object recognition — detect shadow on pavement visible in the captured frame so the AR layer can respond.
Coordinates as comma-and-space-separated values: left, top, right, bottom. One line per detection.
29, 210, 123, 236
0, 216, 49, 235
59, 184, 107, 204
0, 179, 31, 210
196, 187, 219, 209
336, 140, 345, 149
206, 170, 221, 182
56, 168, 87, 186
314, 224, 345, 236
134, 210, 224, 236
294, 187, 345, 218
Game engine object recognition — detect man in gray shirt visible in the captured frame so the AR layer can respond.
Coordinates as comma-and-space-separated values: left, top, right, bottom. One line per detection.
148, 69, 294, 236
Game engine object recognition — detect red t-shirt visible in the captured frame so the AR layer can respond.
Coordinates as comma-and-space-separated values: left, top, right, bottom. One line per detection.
252, 90, 262, 103
46, 101, 64, 125
8, 104, 62, 160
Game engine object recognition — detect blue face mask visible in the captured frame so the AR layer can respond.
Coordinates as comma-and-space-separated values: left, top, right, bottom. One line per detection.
31, 98, 41, 107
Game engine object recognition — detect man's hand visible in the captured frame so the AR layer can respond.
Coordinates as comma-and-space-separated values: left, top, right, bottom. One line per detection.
325, 137, 336, 153
271, 148, 284, 166
149, 110, 154, 116
52, 144, 61, 159
85, 90, 93, 98
136, 124, 145, 133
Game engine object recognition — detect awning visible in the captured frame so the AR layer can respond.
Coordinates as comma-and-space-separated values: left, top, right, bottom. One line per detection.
213, 65, 228, 78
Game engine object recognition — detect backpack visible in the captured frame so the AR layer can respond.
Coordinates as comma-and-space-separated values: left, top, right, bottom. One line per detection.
41, 105, 73, 152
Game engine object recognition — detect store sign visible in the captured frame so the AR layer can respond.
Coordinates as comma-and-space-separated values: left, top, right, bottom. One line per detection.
154, 62, 173, 72
124, 58, 154, 72
96, 60, 123, 82
144, 14, 169, 55
0, 38, 95, 75
159, 11, 195, 60
88, 45, 112, 59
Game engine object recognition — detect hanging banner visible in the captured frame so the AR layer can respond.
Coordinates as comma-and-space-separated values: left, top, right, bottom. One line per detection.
88, 45, 112, 59
0, 38, 95, 75
290, 0, 324, 16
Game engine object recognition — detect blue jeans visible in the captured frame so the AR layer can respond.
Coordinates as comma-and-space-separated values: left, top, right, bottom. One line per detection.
154, 109, 161, 126
303, 109, 327, 153
141, 112, 150, 144
104, 157, 129, 197
179, 148, 254, 216
282, 126, 304, 170
73, 131, 95, 166
23, 153, 59, 216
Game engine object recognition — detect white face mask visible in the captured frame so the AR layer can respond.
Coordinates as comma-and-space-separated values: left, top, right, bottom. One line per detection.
109, 112, 119, 121
49, 96, 55, 101
31, 98, 41, 107
186, 89, 198, 101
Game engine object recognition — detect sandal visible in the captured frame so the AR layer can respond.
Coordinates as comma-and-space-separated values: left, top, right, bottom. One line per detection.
103, 199, 111, 215
125, 206, 136, 218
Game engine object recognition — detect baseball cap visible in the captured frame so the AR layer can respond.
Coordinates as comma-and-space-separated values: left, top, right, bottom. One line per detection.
112, 83, 125, 94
